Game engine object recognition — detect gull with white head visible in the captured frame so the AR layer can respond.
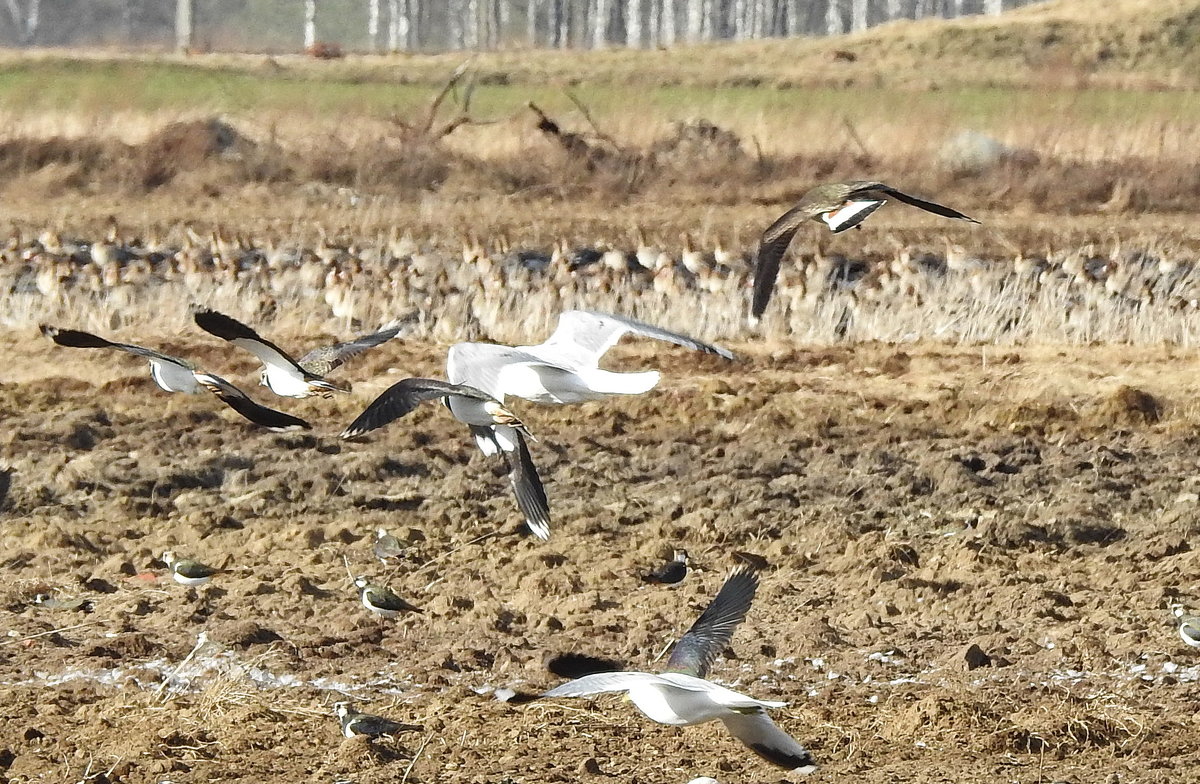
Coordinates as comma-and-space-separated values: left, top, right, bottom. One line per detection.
540, 567, 816, 772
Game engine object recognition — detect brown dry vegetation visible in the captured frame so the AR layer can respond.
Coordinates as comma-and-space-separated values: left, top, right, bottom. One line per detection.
4, 339, 1200, 783
3, 2, 1200, 781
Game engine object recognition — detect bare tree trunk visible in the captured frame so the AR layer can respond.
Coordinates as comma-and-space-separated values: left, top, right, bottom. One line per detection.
368, 0, 380, 50
661, 0, 678, 46
825, 0, 843, 34
626, 0, 642, 47
174, 0, 192, 51
304, 0, 317, 48
592, 0, 611, 47
557, 0, 570, 47
850, 0, 867, 30
984, 0, 1003, 13
685, 0, 703, 41
528, 0, 540, 45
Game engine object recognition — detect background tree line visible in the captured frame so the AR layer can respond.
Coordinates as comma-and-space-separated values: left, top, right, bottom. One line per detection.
0, 0, 1044, 52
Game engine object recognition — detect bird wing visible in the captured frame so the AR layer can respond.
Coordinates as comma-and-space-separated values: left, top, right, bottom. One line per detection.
503, 427, 550, 539
193, 373, 311, 431
447, 342, 532, 400
851, 182, 980, 224
542, 671, 671, 698
297, 323, 402, 376
193, 308, 312, 378
751, 209, 809, 319
41, 325, 192, 368
341, 377, 496, 439
533, 310, 734, 366
367, 585, 422, 613
720, 710, 817, 772
665, 567, 759, 678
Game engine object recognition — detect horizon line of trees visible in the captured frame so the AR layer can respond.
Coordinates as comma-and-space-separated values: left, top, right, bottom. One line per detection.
0, 0, 1047, 53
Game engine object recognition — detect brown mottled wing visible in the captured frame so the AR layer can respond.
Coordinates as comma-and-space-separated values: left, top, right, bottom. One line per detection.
853, 183, 980, 224
297, 324, 402, 376
751, 207, 813, 319
664, 567, 759, 678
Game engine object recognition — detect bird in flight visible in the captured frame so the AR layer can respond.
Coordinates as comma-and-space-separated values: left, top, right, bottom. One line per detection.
751, 181, 979, 319
446, 310, 734, 406
341, 378, 550, 539
193, 308, 401, 398
41, 325, 311, 431
540, 567, 816, 772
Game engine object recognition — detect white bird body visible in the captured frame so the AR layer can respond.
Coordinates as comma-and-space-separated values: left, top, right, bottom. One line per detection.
447, 310, 731, 409
495, 360, 660, 404
550, 671, 783, 725
149, 357, 202, 393
541, 569, 815, 773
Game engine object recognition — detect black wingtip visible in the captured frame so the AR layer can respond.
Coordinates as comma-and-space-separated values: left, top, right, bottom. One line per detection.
750, 743, 818, 772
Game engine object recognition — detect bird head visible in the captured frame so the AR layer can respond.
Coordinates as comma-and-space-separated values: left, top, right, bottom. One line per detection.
333, 701, 352, 719
161, 551, 176, 567
353, 576, 369, 589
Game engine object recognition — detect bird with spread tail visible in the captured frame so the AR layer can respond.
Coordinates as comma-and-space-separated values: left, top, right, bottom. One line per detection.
750, 181, 980, 319
540, 567, 816, 772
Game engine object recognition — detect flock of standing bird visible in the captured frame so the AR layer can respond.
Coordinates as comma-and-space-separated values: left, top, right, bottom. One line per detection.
33, 182, 984, 774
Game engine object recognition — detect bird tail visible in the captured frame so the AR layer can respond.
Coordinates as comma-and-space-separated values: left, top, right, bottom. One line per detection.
308, 378, 348, 397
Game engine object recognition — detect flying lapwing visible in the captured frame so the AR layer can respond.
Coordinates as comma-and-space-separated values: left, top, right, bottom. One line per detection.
751, 181, 979, 319
540, 567, 817, 772
193, 308, 401, 398
342, 378, 550, 540
41, 325, 310, 431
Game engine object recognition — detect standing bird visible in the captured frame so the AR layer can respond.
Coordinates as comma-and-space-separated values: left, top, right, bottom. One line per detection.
162, 551, 222, 586
446, 310, 733, 406
751, 181, 980, 319
193, 308, 401, 398
643, 549, 689, 585
1173, 606, 1200, 648
540, 568, 816, 772
372, 528, 406, 564
354, 576, 422, 618
342, 378, 550, 540
335, 701, 418, 739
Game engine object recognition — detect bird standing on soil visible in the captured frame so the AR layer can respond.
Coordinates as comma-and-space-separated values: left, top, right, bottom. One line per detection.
372, 528, 406, 564
447, 310, 734, 406
334, 701, 419, 738
750, 181, 980, 319
162, 551, 222, 586
643, 549, 689, 585
32, 594, 94, 612
354, 576, 422, 619
540, 567, 817, 772
341, 378, 550, 540
1172, 606, 1200, 648
193, 308, 402, 398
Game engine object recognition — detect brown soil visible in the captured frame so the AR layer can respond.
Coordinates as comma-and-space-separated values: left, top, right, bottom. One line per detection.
3, 335, 1200, 783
